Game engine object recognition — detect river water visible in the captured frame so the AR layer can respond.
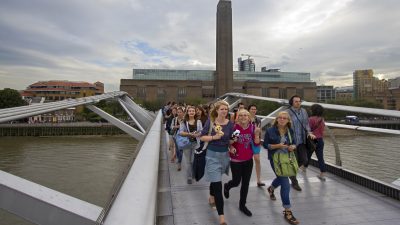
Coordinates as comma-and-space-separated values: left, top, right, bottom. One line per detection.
0, 132, 399, 224
0, 136, 137, 225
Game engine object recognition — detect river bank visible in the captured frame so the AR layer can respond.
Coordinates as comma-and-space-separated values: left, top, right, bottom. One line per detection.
0, 122, 126, 136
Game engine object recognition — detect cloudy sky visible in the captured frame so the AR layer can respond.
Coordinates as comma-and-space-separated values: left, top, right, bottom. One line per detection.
1, 0, 399, 92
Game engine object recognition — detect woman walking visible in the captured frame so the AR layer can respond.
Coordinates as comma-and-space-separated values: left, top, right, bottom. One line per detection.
200, 100, 234, 225
263, 111, 300, 224
172, 107, 185, 171
248, 104, 264, 187
307, 104, 327, 180
223, 109, 261, 217
179, 106, 203, 184
166, 107, 177, 162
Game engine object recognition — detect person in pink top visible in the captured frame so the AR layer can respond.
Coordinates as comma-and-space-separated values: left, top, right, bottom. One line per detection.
223, 109, 261, 217
307, 104, 327, 181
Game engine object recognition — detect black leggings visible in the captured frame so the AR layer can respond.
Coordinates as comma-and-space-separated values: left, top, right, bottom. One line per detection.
225, 159, 253, 207
209, 182, 224, 215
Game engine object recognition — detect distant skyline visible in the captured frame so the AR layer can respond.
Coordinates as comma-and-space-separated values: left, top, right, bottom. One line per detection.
1, 0, 399, 92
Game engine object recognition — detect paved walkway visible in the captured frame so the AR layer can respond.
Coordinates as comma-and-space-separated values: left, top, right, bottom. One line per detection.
158, 131, 400, 225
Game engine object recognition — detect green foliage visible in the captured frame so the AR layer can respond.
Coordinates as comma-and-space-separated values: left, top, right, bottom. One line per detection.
142, 99, 163, 112
75, 100, 127, 122
184, 97, 207, 106
0, 88, 27, 109
327, 99, 383, 109
324, 99, 384, 120
248, 100, 281, 116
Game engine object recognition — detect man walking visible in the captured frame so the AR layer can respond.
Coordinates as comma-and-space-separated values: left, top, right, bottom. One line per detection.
286, 95, 315, 191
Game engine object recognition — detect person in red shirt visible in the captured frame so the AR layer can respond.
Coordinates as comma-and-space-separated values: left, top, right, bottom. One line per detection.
223, 109, 261, 217
307, 104, 327, 180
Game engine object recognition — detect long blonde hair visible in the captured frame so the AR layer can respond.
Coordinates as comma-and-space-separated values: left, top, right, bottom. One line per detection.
273, 111, 292, 128
210, 100, 229, 122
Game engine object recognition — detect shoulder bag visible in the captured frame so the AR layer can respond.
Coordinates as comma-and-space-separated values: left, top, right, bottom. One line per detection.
175, 122, 192, 149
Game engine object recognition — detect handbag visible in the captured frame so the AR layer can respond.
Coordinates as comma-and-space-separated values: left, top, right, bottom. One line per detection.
272, 131, 299, 177
175, 122, 192, 149
192, 120, 213, 181
305, 136, 316, 154
273, 151, 299, 177
176, 133, 191, 149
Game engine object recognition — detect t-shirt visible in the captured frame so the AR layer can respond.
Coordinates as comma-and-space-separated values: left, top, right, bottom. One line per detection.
309, 116, 325, 138
231, 124, 257, 161
201, 119, 234, 152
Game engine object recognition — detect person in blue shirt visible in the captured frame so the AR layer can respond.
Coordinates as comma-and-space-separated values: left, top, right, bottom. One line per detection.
263, 111, 300, 224
286, 95, 315, 191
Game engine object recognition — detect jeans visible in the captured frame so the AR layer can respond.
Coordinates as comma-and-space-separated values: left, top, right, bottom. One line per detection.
307, 138, 326, 172
225, 159, 253, 207
173, 137, 183, 163
183, 142, 196, 179
269, 158, 291, 208
295, 144, 308, 167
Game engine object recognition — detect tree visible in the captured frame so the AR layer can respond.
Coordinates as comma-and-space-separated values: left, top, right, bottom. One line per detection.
249, 100, 281, 116
0, 88, 27, 109
184, 97, 207, 106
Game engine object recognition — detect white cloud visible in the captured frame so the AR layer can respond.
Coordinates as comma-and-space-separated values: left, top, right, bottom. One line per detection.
0, 0, 399, 91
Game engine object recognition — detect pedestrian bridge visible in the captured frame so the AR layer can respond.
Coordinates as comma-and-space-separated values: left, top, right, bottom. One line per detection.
0, 92, 399, 225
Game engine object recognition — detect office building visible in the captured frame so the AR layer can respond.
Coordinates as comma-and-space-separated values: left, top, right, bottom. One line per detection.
238, 57, 255, 72
317, 85, 335, 103
121, 69, 316, 102
335, 86, 353, 101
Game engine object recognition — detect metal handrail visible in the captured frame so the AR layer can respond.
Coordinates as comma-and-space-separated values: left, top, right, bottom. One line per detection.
103, 111, 162, 225
221, 93, 400, 167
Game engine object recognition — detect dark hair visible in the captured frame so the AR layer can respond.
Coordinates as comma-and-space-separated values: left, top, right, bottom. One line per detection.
247, 104, 257, 110
289, 95, 302, 106
310, 104, 324, 116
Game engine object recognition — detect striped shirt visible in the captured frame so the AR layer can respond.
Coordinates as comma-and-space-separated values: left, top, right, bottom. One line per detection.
286, 107, 311, 145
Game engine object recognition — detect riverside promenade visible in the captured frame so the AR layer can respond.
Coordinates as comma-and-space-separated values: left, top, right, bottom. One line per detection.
157, 131, 400, 225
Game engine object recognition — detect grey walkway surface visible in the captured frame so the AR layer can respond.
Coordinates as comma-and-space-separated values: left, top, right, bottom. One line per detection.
157, 131, 400, 225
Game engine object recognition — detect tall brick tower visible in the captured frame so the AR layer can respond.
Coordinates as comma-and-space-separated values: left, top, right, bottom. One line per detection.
216, 0, 233, 97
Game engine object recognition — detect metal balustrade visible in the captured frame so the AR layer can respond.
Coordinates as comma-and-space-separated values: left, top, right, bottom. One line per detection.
1, 92, 399, 225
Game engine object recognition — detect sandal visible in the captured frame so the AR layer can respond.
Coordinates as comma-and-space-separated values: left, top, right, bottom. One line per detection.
283, 210, 299, 224
267, 186, 276, 201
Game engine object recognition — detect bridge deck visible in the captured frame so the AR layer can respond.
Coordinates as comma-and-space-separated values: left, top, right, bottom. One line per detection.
157, 131, 400, 225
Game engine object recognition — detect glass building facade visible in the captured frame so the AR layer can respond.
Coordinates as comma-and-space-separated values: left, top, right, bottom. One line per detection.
132, 69, 214, 81
132, 69, 311, 83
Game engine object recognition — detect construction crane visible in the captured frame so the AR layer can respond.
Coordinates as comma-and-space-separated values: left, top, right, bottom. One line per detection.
240, 53, 269, 60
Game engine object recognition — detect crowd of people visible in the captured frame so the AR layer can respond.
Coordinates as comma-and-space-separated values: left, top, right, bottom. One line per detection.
162, 96, 327, 225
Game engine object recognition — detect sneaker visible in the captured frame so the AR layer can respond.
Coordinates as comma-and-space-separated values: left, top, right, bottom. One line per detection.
267, 186, 276, 201
283, 210, 299, 224
187, 178, 192, 184
317, 174, 326, 181
239, 205, 252, 217
177, 163, 181, 171
292, 183, 302, 191
223, 183, 230, 199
